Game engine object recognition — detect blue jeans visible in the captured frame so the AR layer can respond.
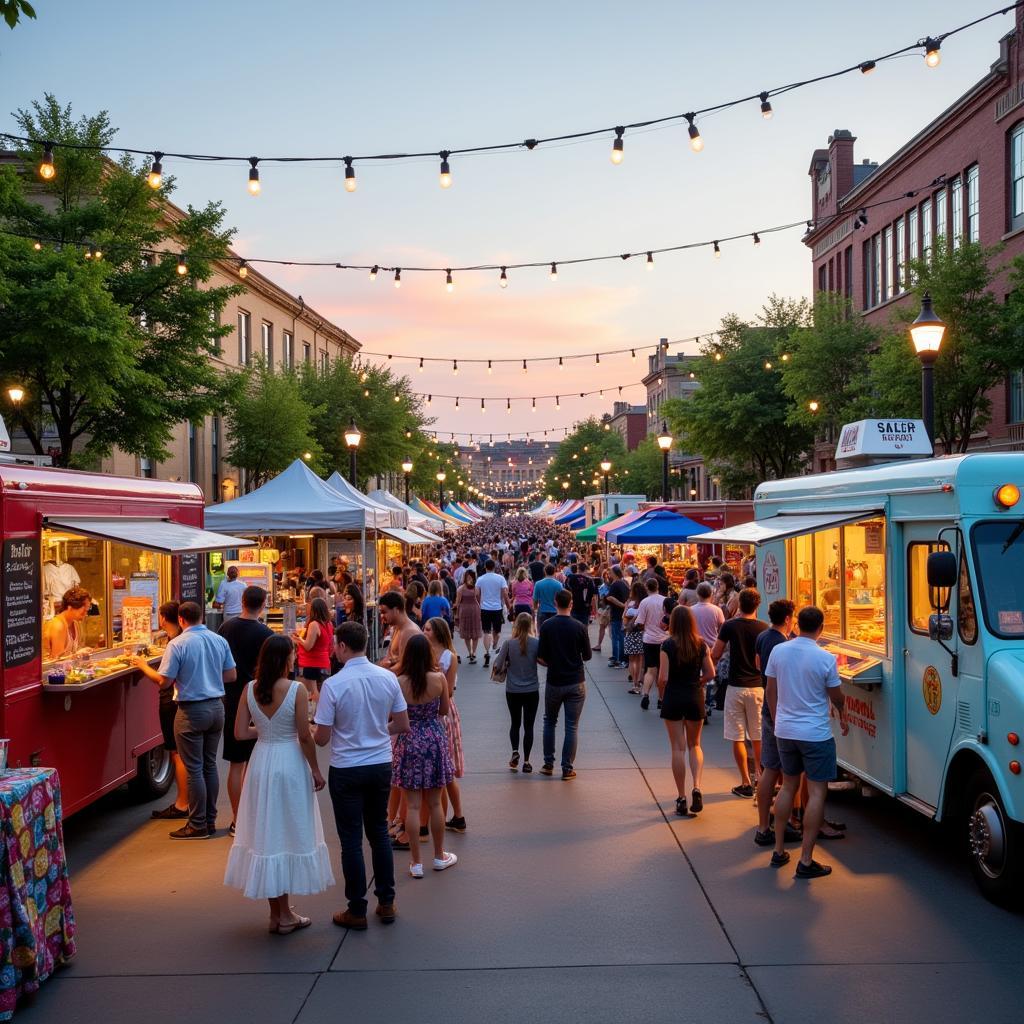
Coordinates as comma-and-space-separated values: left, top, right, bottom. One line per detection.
174, 698, 225, 831
328, 763, 395, 914
610, 619, 624, 663
543, 682, 586, 771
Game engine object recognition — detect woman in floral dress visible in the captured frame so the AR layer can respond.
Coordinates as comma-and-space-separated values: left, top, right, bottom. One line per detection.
392, 634, 458, 877
454, 569, 482, 663
424, 617, 466, 833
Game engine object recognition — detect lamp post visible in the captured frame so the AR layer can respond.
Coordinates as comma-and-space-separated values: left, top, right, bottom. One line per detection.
401, 458, 413, 505
600, 459, 612, 495
657, 421, 672, 500
6, 385, 25, 407
343, 419, 362, 484
909, 292, 946, 452
436, 470, 446, 507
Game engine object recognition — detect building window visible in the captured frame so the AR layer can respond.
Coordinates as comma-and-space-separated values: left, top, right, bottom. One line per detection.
935, 187, 947, 244
303, 341, 311, 364
319, 350, 329, 373
818, 264, 826, 292
883, 225, 893, 299
187, 421, 198, 484
950, 176, 963, 249
872, 233, 882, 308
966, 164, 979, 243
1010, 370, 1024, 424
283, 331, 294, 369
140, 457, 154, 479
237, 310, 251, 365
261, 322, 273, 364
1011, 123, 1024, 231
844, 244, 853, 298
908, 208, 919, 277
211, 416, 220, 499
921, 197, 932, 255
894, 216, 905, 294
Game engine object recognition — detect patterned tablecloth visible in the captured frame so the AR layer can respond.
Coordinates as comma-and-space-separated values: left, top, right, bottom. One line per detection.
0, 768, 76, 1021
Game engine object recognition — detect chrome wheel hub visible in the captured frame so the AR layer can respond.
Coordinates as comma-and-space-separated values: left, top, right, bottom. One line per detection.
969, 797, 1006, 879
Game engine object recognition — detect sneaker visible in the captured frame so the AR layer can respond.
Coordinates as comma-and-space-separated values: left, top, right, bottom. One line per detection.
691, 789, 703, 813
375, 903, 397, 924
770, 850, 791, 868
419, 825, 430, 838
445, 816, 467, 833
391, 836, 410, 851
675, 797, 688, 816
333, 910, 368, 930
539, 763, 554, 776
607, 658, 617, 668
433, 851, 458, 871
150, 803, 188, 820
640, 694, 650, 711
509, 751, 520, 771
795, 859, 832, 880
754, 828, 776, 847
483, 653, 490, 668
207, 824, 217, 837
731, 784, 754, 798
562, 768, 577, 781
409, 863, 424, 879
169, 825, 209, 840
627, 687, 642, 695
522, 762, 533, 774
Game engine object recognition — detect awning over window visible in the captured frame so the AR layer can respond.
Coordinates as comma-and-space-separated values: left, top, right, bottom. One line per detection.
690, 508, 882, 546
380, 527, 434, 546
44, 517, 255, 554
410, 528, 445, 543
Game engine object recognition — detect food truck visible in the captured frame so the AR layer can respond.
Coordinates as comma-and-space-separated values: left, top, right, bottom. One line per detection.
0, 464, 250, 815
694, 420, 1024, 903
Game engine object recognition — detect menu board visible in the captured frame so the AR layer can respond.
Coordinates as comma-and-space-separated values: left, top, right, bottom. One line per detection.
121, 596, 154, 643
3, 536, 41, 668
178, 553, 204, 607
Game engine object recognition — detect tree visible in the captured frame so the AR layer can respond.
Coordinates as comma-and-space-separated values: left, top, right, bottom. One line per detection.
871, 239, 1024, 453
0, 96, 240, 466
781, 292, 878, 439
620, 435, 665, 499
542, 418, 626, 499
223, 361, 324, 488
1, 0, 35, 29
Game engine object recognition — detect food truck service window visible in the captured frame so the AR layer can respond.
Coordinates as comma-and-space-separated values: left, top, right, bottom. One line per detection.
970, 520, 1024, 638
788, 517, 887, 651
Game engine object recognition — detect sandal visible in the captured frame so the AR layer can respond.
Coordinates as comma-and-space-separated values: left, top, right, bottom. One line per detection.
824, 818, 847, 831
627, 687, 642, 695
817, 826, 846, 841
391, 833, 411, 850
273, 914, 312, 934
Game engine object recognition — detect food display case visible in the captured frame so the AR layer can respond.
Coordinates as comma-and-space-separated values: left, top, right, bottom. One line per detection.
820, 641, 883, 690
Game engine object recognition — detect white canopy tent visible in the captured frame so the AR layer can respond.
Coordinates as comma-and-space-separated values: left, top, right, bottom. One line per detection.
368, 488, 447, 537
325, 472, 400, 529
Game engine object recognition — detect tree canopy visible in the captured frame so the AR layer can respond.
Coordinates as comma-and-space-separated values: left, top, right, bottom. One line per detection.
541, 418, 627, 499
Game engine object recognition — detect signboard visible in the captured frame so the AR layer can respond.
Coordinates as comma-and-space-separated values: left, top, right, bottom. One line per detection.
761, 551, 781, 595
129, 572, 161, 629
178, 552, 204, 607
121, 596, 154, 644
3, 536, 41, 668
836, 419, 932, 464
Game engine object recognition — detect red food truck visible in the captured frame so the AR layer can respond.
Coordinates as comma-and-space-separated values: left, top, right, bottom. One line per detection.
0, 463, 249, 815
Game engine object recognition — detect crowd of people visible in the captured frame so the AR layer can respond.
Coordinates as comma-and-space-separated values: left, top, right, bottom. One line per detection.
143, 512, 851, 936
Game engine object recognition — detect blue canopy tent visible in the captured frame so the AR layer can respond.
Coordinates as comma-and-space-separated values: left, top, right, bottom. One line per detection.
442, 503, 473, 523
606, 509, 713, 545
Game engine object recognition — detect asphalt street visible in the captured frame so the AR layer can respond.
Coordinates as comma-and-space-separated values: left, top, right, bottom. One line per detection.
20, 624, 1024, 1024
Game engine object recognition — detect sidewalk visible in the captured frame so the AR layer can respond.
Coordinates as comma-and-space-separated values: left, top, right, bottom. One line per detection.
24, 625, 1024, 1024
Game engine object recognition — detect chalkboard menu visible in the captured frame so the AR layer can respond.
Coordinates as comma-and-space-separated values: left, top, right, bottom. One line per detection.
178, 552, 204, 607
3, 536, 41, 668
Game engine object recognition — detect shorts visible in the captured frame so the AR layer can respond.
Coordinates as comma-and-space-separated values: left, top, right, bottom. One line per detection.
660, 683, 705, 723
777, 736, 837, 782
221, 686, 256, 764
598, 607, 611, 626
300, 666, 328, 683
481, 609, 504, 634
760, 708, 781, 772
159, 700, 177, 751
643, 643, 662, 670
724, 686, 764, 742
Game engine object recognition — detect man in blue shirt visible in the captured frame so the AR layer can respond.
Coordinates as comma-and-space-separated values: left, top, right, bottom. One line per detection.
533, 563, 564, 626
158, 601, 237, 839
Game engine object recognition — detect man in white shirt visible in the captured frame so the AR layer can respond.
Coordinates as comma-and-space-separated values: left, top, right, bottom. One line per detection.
214, 565, 246, 619
476, 559, 510, 668
633, 578, 668, 711
315, 621, 410, 930
764, 605, 848, 880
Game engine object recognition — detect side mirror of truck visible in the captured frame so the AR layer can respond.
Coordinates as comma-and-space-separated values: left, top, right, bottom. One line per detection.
928, 613, 954, 642
927, 550, 957, 590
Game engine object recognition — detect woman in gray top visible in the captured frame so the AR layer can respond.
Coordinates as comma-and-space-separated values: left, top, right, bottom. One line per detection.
493, 612, 540, 773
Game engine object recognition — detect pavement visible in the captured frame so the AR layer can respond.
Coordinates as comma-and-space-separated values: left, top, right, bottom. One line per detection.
20, 625, 1024, 1024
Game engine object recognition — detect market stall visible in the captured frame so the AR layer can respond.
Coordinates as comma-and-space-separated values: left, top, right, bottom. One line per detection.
658, 500, 756, 577
606, 509, 712, 587
368, 488, 447, 540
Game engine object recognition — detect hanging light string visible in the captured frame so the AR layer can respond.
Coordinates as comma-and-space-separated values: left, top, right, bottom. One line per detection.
414, 382, 644, 406
2, 4, 1015, 188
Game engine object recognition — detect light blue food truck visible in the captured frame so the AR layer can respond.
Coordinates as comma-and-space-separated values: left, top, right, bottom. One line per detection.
695, 420, 1024, 904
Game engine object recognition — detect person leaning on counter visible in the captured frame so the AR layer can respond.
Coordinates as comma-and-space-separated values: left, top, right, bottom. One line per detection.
43, 586, 93, 661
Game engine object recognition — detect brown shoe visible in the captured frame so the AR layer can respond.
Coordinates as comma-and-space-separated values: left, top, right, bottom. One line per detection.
375, 903, 397, 924
332, 910, 368, 930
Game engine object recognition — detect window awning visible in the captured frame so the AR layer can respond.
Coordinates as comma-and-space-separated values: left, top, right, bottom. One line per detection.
44, 517, 255, 554
380, 527, 433, 546
410, 528, 445, 543
690, 508, 882, 546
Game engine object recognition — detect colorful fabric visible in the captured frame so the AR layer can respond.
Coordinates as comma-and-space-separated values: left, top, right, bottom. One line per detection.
444, 698, 465, 778
392, 698, 455, 790
0, 768, 76, 1021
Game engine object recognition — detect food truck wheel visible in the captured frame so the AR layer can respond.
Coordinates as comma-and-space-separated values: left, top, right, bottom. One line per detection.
965, 768, 1024, 906
129, 747, 174, 800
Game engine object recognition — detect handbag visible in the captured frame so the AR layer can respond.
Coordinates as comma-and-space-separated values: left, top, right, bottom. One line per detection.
490, 644, 508, 684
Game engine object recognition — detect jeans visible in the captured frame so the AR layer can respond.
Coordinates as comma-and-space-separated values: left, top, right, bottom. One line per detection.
174, 698, 225, 831
609, 619, 624, 663
328, 763, 395, 915
506, 691, 540, 760
543, 682, 586, 771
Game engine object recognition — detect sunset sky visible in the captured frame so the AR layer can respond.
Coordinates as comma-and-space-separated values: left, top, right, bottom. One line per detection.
2, 0, 1012, 438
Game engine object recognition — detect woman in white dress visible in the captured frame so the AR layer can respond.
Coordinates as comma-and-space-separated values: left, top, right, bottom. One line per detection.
224, 635, 334, 934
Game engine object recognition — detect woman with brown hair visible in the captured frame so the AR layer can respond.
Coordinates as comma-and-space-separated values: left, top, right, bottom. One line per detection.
658, 605, 715, 817
454, 568, 482, 664
492, 612, 540, 773
293, 597, 332, 718
623, 579, 647, 695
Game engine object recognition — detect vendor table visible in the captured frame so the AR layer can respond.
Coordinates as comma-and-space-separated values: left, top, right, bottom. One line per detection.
0, 768, 76, 1021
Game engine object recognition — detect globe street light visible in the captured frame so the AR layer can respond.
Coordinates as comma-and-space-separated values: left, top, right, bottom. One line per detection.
657, 421, 673, 500
344, 419, 362, 484
6, 385, 25, 406
401, 457, 414, 505
436, 470, 446, 507
909, 292, 946, 452
600, 459, 612, 495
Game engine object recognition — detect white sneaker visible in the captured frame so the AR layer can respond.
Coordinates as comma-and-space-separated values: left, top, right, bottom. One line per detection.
409, 862, 424, 878
433, 851, 458, 871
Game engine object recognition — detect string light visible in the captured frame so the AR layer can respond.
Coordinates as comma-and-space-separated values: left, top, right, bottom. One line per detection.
344, 157, 357, 192
860, 60, 876, 74
924, 36, 942, 67
38, 142, 55, 180
147, 152, 163, 189
247, 158, 261, 195
631, 349, 636, 362
558, 357, 563, 370
481, 399, 486, 412
446, 269, 454, 293
176, 254, 188, 276
419, 357, 424, 373
487, 360, 493, 374
555, 396, 561, 409
753, 233, 761, 247
499, 267, 508, 288
394, 268, 402, 288
453, 359, 458, 375
238, 260, 248, 279
713, 240, 721, 259
685, 113, 703, 152
646, 251, 654, 270
611, 127, 625, 164
507, 398, 512, 414
522, 359, 528, 373
439, 151, 452, 188
759, 92, 773, 119
549, 262, 558, 281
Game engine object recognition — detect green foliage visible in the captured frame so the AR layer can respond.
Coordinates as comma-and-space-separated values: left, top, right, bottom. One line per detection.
620, 435, 665, 499
0, 96, 240, 466
1, 0, 36, 29
541, 418, 626, 499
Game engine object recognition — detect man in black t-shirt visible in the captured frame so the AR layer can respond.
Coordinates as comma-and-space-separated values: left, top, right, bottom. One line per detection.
605, 566, 630, 669
565, 563, 597, 629
537, 590, 592, 780
528, 553, 546, 583
712, 588, 767, 798
218, 585, 273, 833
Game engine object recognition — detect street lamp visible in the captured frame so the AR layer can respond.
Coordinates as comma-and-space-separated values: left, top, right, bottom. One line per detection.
6, 386, 25, 406
909, 292, 946, 451
401, 458, 413, 505
436, 470, 446, 506
600, 459, 612, 495
344, 418, 362, 484
657, 421, 673, 500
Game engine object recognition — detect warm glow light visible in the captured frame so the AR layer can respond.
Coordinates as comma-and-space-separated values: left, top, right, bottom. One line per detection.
302, 451, 312, 461
176, 256, 188, 276
344, 158, 357, 193
247, 159, 261, 195
550, 262, 558, 281
39, 143, 56, 180
370, 265, 378, 281
611, 128, 624, 164
657, 423, 673, 451
394, 268, 402, 288
759, 92, 773, 119
402, 458, 413, 474
686, 116, 703, 152
439, 151, 452, 189
808, 400, 820, 413
924, 38, 941, 68
995, 483, 1020, 509
7, 386, 25, 405
344, 419, 362, 450
32, 240, 41, 251
646, 251, 654, 270
909, 292, 946, 358
500, 267, 508, 288
446, 270, 454, 293
147, 153, 163, 189
713, 241, 721, 260
238, 261, 248, 279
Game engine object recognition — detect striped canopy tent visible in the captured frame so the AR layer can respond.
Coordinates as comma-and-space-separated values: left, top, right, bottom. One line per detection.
441, 502, 473, 523
449, 501, 482, 521
606, 509, 713, 545
553, 501, 584, 525
411, 497, 463, 528
574, 511, 622, 541
466, 502, 492, 518
367, 489, 447, 539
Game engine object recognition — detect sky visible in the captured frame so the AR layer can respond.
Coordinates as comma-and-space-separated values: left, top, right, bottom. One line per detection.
1, 0, 1015, 440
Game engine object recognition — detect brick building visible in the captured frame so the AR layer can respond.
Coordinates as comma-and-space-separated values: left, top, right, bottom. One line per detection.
805, 9, 1024, 464
605, 401, 646, 451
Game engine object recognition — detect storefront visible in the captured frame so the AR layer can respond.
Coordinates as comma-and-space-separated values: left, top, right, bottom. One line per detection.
0, 465, 251, 815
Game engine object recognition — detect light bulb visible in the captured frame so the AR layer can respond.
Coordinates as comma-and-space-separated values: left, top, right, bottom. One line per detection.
522, 359, 527, 374
555, 396, 561, 409
247, 158, 261, 195
93, 247, 103, 260
439, 151, 452, 188
487, 360, 493, 374
499, 267, 508, 288
809, 400, 820, 413
39, 143, 56, 180
686, 115, 703, 152
344, 158, 356, 193
550, 262, 558, 281
481, 399, 485, 413
394, 268, 402, 288
558, 357, 563, 370
611, 127, 624, 164
753, 233, 761, 247
147, 152, 163, 189
759, 92, 773, 119
860, 60, 876, 74
446, 269, 454, 293
507, 399, 511, 414
924, 38, 941, 68
419, 357, 424, 373
32, 240, 41, 251
453, 360, 458, 375
646, 251, 654, 270
369, 265, 378, 281
176, 256, 188, 276
238, 261, 248, 279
